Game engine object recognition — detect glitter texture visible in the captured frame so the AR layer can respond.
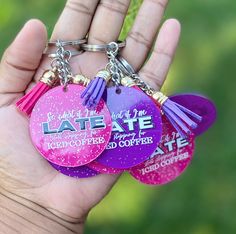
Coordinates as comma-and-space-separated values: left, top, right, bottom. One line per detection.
88, 160, 125, 174
50, 162, 99, 178
129, 116, 195, 185
170, 94, 217, 136
95, 86, 162, 169
30, 84, 112, 167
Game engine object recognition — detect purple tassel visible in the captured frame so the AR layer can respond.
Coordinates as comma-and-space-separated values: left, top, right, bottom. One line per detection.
153, 92, 202, 138
81, 70, 110, 109
164, 111, 186, 138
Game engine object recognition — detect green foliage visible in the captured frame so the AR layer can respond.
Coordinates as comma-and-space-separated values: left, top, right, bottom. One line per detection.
0, 0, 236, 233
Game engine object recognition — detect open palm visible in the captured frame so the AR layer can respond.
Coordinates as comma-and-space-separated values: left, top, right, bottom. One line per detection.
0, 0, 180, 223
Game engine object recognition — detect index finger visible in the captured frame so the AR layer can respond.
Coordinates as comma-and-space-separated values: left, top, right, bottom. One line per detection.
51, 0, 99, 40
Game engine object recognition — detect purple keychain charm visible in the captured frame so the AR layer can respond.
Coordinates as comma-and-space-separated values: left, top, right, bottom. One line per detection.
129, 116, 195, 185
50, 162, 100, 178
170, 94, 217, 136
152, 91, 202, 138
95, 86, 162, 169
116, 57, 214, 139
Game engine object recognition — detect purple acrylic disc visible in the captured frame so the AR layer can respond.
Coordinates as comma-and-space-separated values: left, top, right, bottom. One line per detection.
88, 160, 125, 174
95, 86, 162, 169
170, 94, 217, 136
50, 162, 99, 178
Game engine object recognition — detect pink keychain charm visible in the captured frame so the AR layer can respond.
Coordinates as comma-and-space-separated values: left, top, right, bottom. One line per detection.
95, 85, 162, 169
30, 84, 112, 167
129, 116, 195, 185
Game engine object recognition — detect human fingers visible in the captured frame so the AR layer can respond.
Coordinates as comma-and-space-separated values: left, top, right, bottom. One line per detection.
139, 19, 181, 90
88, 0, 131, 43
0, 20, 47, 106
51, 0, 99, 40
121, 0, 169, 71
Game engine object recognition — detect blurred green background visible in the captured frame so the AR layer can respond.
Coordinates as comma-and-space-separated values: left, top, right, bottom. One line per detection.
0, 0, 236, 233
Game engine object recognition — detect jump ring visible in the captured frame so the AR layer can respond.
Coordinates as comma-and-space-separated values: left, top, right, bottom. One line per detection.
47, 50, 83, 58
81, 40, 126, 52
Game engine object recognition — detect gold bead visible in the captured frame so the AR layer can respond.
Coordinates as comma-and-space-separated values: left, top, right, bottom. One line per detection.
73, 74, 91, 87
120, 76, 136, 87
40, 70, 58, 86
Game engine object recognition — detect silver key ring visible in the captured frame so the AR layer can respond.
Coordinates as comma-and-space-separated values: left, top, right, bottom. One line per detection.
116, 55, 154, 95
47, 39, 87, 47
81, 40, 126, 52
116, 55, 136, 76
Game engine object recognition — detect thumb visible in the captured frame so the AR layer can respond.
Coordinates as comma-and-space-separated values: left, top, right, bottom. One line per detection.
0, 19, 47, 105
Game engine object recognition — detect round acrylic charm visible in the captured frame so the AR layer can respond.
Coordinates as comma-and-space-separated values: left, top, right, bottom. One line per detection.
30, 84, 112, 167
95, 86, 162, 169
170, 94, 216, 136
88, 161, 125, 174
50, 162, 99, 178
129, 116, 195, 185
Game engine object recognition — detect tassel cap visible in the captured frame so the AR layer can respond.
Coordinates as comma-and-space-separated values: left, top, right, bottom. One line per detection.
96, 70, 110, 83
40, 70, 58, 86
73, 75, 91, 87
152, 92, 168, 106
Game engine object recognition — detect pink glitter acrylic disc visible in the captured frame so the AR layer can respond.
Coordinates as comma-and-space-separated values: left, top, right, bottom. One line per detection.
30, 84, 112, 167
129, 116, 195, 185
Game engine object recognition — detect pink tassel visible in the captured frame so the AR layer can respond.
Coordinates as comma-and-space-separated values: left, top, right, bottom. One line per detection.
16, 70, 58, 116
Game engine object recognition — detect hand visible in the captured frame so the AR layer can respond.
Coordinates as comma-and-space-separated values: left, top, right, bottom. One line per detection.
0, 0, 180, 232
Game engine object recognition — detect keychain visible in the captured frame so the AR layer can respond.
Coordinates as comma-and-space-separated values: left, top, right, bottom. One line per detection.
116, 56, 216, 184
117, 56, 217, 138
29, 40, 112, 168
79, 42, 163, 169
